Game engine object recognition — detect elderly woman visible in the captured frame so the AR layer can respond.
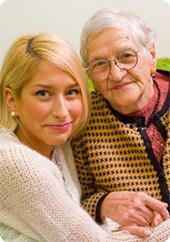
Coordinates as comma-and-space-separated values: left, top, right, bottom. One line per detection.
72, 7, 170, 237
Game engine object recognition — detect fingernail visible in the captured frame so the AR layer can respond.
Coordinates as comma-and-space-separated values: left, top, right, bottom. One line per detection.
144, 230, 151, 236
155, 221, 159, 226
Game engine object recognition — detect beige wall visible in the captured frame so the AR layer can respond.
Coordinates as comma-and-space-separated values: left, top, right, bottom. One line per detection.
0, 0, 170, 68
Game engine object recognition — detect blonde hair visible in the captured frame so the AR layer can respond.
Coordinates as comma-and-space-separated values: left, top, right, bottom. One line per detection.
0, 33, 90, 139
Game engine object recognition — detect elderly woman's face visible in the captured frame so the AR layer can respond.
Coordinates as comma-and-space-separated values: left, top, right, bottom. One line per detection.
87, 27, 157, 114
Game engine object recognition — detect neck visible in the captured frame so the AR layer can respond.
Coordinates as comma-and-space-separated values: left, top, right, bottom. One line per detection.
15, 127, 54, 159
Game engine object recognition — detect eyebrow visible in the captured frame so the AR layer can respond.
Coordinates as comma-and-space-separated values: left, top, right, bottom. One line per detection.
33, 83, 79, 88
89, 47, 136, 63
89, 56, 105, 63
91, 57, 107, 62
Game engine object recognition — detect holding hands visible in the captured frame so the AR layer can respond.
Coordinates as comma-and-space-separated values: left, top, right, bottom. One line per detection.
100, 191, 169, 237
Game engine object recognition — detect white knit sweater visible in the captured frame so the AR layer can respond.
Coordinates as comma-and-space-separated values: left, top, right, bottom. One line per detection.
0, 127, 170, 242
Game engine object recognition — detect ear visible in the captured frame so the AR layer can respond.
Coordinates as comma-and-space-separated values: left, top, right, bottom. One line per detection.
149, 43, 157, 76
4, 88, 19, 116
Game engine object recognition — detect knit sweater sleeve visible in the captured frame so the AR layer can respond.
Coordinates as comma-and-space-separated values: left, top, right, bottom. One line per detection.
71, 133, 108, 221
0, 136, 116, 242
0, 133, 125, 242
1, 133, 170, 242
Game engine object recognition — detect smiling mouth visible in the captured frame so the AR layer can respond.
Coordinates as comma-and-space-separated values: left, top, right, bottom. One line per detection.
113, 82, 131, 90
46, 122, 72, 131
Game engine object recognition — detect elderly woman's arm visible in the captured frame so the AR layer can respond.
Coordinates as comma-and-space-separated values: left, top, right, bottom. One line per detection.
72, 135, 169, 237
1, 139, 170, 241
0, 141, 170, 241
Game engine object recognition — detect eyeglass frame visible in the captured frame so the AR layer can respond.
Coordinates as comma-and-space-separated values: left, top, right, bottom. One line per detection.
85, 47, 142, 81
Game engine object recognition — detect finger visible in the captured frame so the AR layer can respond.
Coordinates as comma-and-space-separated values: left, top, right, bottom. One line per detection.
126, 202, 154, 226
117, 225, 152, 238
143, 194, 169, 220
112, 209, 152, 227
163, 203, 168, 208
136, 207, 154, 226
128, 213, 151, 227
151, 211, 163, 227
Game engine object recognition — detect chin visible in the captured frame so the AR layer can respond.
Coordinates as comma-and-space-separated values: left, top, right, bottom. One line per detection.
53, 137, 70, 146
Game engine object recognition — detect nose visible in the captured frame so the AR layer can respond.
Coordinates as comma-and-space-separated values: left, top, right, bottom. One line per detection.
108, 61, 127, 82
52, 97, 69, 119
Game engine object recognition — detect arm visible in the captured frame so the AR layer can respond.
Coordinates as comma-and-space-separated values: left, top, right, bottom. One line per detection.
1, 143, 115, 242
72, 135, 169, 238
71, 136, 106, 221
1, 142, 170, 241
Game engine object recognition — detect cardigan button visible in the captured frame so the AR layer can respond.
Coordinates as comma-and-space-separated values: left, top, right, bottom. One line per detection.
158, 171, 164, 178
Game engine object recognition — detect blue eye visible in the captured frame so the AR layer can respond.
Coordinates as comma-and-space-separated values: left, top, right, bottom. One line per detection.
36, 90, 49, 97
66, 89, 79, 96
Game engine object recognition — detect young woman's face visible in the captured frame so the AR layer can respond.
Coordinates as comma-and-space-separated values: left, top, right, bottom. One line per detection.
14, 61, 83, 156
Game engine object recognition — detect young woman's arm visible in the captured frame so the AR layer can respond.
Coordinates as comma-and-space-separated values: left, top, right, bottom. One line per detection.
0, 139, 170, 242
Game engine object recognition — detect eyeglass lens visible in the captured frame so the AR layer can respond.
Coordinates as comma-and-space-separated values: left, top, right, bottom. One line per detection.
88, 50, 138, 81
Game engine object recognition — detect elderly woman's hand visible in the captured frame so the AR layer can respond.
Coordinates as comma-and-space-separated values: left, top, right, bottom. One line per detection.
115, 210, 169, 238
100, 191, 169, 230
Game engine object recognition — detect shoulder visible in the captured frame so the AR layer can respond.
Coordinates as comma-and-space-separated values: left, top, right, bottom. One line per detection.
156, 69, 170, 86
0, 127, 29, 156
0, 130, 63, 189
0, 127, 23, 150
90, 91, 110, 114
0, 127, 52, 171
156, 69, 170, 78
91, 91, 106, 105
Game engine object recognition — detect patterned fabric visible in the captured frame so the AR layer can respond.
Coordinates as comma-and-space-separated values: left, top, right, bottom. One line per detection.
72, 70, 170, 222
126, 71, 168, 162
0, 126, 154, 242
1, 129, 170, 241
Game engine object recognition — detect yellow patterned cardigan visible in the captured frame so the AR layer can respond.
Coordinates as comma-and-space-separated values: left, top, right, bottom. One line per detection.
72, 70, 170, 223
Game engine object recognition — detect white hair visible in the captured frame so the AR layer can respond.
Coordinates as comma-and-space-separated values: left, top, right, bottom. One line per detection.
80, 7, 156, 66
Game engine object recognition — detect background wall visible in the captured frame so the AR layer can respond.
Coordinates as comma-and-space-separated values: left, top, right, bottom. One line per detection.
0, 0, 170, 68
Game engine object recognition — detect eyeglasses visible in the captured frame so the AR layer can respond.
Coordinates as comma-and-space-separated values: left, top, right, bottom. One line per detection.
86, 47, 142, 81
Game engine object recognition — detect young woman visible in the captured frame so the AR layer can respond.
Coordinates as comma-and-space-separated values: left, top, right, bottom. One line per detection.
0, 33, 169, 242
